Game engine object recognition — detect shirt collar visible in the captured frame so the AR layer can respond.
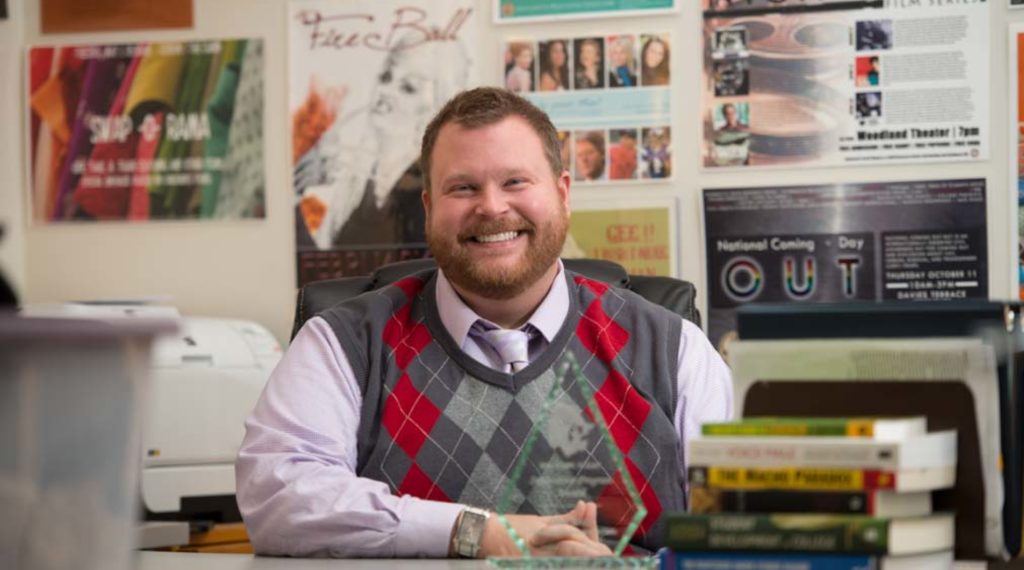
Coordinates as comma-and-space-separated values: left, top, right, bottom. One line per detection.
436, 260, 569, 346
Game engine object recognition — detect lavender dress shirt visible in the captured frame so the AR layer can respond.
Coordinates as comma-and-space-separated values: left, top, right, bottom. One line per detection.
236, 264, 733, 558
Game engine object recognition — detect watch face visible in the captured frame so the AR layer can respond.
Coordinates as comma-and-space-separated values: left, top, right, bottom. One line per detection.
455, 508, 488, 557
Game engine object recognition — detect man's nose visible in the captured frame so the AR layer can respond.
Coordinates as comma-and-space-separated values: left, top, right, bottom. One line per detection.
473, 185, 510, 217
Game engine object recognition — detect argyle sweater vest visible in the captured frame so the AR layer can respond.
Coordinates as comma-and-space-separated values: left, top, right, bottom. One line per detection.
319, 269, 684, 550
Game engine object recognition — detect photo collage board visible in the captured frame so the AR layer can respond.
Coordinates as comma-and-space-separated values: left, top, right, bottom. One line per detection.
501, 33, 674, 185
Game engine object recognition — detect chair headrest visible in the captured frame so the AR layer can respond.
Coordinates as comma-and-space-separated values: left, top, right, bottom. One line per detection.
293, 257, 700, 339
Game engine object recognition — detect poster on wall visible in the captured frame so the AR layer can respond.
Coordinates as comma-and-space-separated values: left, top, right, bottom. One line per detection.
701, 0, 989, 169
703, 179, 988, 351
495, 0, 675, 23
41, 0, 193, 33
28, 39, 265, 223
566, 199, 676, 277
290, 1, 479, 286
1013, 25, 1024, 299
504, 32, 673, 185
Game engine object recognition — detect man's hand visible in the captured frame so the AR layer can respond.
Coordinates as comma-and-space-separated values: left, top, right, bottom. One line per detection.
478, 501, 614, 558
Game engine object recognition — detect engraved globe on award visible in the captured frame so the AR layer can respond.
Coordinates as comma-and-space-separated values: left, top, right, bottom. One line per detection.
488, 352, 656, 568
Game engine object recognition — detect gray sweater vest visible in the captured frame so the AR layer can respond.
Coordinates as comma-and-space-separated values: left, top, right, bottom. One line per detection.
319, 268, 684, 550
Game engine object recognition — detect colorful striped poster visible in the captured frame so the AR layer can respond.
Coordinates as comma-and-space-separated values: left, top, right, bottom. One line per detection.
28, 39, 265, 222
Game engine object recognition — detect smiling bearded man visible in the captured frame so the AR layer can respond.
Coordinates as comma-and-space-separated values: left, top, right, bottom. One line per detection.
422, 92, 570, 302
236, 87, 733, 561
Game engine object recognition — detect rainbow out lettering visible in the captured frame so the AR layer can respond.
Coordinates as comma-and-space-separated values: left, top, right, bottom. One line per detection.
723, 257, 763, 301
784, 257, 815, 299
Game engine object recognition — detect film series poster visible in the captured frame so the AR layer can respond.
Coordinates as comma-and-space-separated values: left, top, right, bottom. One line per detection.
1015, 26, 1024, 300
702, 0, 989, 168
566, 202, 675, 277
504, 32, 673, 185
495, 0, 675, 23
704, 179, 988, 351
290, 1, 479, 286
28, 39, 265, 223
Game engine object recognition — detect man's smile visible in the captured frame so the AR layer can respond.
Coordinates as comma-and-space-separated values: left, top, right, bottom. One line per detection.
471, 231, 523, 244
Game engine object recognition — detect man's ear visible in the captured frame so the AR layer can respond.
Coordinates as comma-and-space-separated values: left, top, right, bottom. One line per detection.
421, 188, 431, 220
558, 170, 571, 214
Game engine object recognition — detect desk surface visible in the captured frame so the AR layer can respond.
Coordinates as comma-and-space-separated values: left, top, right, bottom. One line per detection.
137, 551, 1024, 570
137, 552, 484, 569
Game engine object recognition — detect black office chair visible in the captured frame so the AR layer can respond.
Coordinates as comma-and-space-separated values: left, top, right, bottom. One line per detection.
292, 258, 700, 340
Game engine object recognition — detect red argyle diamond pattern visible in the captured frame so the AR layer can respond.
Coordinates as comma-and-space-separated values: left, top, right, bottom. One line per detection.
594, 368, 651, 452
575, 279, 629, 364
382, 277, 432, 369
597, 456, 660, 536
398, 463, 451, 502
381, 372, 441, 459
392, 276, 426, 299
576, 275, 610, 296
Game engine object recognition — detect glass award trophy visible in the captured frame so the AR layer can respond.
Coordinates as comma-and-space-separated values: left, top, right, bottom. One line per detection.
488, 352, 656, 569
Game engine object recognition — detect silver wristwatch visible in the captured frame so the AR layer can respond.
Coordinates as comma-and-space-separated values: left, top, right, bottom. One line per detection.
452, 506, 490, 558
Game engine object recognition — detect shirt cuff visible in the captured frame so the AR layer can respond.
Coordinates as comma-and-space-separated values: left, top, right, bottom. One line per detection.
395, 499, 465, 557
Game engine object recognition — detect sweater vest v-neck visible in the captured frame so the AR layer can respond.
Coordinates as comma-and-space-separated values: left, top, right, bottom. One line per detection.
319, 269, 684, 550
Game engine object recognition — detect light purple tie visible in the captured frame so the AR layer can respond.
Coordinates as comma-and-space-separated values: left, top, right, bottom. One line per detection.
479, 327, 530, 374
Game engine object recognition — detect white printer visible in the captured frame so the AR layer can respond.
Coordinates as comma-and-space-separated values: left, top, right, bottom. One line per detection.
142, 316, 280, 514
21, 303, 281, 515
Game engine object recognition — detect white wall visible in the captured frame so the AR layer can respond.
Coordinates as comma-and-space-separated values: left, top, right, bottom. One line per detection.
1, 0, 25, 299
3, 0, 1021, 344
15, 0, 295, 341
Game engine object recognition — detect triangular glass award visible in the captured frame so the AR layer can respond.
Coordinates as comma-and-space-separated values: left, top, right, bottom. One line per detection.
488, 352, 657, 568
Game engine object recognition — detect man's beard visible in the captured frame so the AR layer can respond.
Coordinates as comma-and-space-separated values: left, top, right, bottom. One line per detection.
428, 210, 568, 300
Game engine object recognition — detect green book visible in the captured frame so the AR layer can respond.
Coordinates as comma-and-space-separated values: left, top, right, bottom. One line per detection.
700, 416, 926, 439
663, 512, 953, 556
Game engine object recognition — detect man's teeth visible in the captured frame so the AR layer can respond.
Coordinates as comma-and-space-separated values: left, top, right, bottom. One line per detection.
475, 231, 519, 243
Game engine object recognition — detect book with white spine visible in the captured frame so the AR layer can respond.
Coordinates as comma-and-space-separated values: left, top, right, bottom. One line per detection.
688, 430, 957, 471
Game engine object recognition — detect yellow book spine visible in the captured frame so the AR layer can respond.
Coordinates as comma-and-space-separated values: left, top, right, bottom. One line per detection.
845, 420, 875, 437
703, 466, 875, 491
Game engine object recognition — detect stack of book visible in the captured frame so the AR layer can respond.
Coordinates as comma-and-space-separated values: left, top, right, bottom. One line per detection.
661, 417, 958, 570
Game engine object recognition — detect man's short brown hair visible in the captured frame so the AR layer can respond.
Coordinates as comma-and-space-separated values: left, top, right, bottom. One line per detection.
420, 87, 563, 193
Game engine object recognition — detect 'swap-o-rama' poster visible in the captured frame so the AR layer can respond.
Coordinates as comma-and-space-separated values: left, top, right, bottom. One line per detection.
28, 39, 265, 222
290, 1, 479, 286
702, 0, 989, 168
704, 179, 988, 350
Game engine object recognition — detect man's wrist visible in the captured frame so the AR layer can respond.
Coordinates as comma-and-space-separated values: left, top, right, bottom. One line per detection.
479, 514, 521, 558
450, 506, 491, 558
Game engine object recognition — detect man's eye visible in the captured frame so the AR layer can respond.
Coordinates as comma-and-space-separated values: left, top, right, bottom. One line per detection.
506, 178, 527, 187
379, 70, 392, 84
400, 81, 418, 94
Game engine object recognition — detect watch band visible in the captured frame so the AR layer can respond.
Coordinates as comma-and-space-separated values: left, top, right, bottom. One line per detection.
452, 506, 490, 558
